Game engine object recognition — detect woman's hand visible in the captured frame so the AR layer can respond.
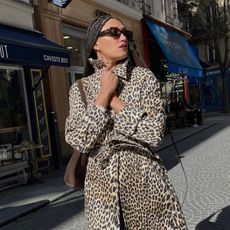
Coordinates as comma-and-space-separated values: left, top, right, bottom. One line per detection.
109, 93, 125, 113
95, 65, 118, 109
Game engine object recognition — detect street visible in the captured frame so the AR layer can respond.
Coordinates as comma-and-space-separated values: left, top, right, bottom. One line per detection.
159, 115, 230, 230
2, 115, 230, 230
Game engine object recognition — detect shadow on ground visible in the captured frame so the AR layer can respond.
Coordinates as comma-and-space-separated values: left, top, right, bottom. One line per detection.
1, 193, 84, 230
196, 206, 230, 230
157, 118, 230, 171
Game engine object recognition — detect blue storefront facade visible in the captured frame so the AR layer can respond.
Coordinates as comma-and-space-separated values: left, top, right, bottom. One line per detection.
142, 16, 203, 108
0, 23, 70, 185
142, 16, 230, 115
141, 16, 205, 127
144, 17, 203, 79
201, 69, 230, 112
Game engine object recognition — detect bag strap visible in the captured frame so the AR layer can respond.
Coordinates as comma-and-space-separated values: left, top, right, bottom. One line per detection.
76, 79, 87, 108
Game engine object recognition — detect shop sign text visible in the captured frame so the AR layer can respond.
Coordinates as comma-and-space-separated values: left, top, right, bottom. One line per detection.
0, 44, 8, 59
43, 54, 68, 64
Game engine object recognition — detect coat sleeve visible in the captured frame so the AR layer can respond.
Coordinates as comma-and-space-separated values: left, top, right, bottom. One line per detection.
113, 68, 166, 148
65, 80, 109, 153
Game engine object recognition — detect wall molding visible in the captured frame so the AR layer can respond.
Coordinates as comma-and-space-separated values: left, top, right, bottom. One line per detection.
0, 0, 33, 14
90, 0, 142, 20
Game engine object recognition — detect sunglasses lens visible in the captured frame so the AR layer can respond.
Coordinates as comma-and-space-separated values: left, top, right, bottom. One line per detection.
123, 30, 133, 41
99, 27, 133, 41
110, 28, 121, 37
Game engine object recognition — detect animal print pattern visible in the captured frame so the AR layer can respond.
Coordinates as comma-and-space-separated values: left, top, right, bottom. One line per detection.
65, 59, 187, 229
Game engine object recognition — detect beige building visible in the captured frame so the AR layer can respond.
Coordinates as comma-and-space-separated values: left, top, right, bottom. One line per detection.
33, 0, 200, 160
0, 0, 34, 29
117, 0, 182, 27
34, 0, 146, 159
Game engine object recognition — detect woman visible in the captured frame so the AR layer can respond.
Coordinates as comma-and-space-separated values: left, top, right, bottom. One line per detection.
65, 15, 187, 230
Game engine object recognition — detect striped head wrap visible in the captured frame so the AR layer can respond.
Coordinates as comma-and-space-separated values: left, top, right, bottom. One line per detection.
86, 15, 113, 58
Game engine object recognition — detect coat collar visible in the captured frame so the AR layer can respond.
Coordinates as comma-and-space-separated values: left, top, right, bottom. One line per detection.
88, 58, 128, 80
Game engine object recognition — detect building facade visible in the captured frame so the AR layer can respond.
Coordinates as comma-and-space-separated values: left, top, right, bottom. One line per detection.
116, 0, 182, 27
0, 1, 201, 189
0, 0, 35, 189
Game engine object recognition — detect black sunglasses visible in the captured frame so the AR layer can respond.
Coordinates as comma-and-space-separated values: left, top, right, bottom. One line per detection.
98, 27, 133, 41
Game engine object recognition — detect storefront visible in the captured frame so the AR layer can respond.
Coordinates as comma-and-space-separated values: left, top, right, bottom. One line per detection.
201, 69, 228, 112
142, 15, 203, 127
0, 23, 70, 189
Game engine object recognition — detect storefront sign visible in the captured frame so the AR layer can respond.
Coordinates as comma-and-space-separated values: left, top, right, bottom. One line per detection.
31, 69, 51, 158
0, 44, 8, 59
49, 0, 71, 8
0, 24, 70, 67
0, 42, 70, 67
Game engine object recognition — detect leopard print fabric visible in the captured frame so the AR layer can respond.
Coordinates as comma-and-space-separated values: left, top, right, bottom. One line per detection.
65, 59, 187, 230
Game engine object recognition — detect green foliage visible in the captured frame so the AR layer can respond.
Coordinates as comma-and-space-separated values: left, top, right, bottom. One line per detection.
179, 0, 229, 38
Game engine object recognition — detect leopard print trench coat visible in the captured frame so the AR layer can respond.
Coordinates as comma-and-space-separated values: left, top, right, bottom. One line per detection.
65, 59, 187, 230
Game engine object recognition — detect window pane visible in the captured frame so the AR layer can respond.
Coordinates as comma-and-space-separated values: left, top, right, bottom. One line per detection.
0, 68, 29, 145
63, 33, 86, 67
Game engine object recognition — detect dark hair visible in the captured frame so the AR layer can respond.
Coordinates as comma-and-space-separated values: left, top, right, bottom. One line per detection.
84, 50, 97, 77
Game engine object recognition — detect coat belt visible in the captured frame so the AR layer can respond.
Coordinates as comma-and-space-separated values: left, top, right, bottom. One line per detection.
91, 143, 162, 170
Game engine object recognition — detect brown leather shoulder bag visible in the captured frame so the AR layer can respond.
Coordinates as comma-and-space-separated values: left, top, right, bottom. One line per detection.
64, 79, 88, 189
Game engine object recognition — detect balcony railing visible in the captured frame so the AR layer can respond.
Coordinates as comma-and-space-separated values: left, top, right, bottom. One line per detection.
139, 0, 151, 15
116, 0, 151, 15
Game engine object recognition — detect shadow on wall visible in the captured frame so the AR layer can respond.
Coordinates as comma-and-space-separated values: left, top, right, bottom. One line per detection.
196, 206, 230, 230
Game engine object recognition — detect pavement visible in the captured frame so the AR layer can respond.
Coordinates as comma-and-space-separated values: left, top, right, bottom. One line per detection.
0, 168, 84, 227
0, 113, 225, 228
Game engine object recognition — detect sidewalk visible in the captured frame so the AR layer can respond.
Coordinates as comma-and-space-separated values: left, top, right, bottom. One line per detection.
0, 169, 84, 227
0, 116, 218, 227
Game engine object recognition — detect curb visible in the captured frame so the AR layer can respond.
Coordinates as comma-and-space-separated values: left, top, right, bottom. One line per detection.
0, 188, 82, 228
204, 112, 230, 117
49, 188, 84, 203
0, 200, 49, 227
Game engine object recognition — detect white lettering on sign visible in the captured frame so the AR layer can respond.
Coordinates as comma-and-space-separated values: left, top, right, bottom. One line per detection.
43, 55, 68, 64
0, 44, 8, 59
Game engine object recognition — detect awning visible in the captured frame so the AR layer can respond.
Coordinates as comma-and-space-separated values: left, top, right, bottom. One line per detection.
144, 18, 203, 78
0, 24, 70, 67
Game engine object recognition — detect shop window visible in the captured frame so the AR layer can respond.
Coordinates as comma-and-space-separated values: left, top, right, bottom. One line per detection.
63, 25, 86, 87
63, 34, 86, 66
164, 0, 174, 23
0, 67, 30, 163
206, 41, 217, 64
205, 5, 217, 28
